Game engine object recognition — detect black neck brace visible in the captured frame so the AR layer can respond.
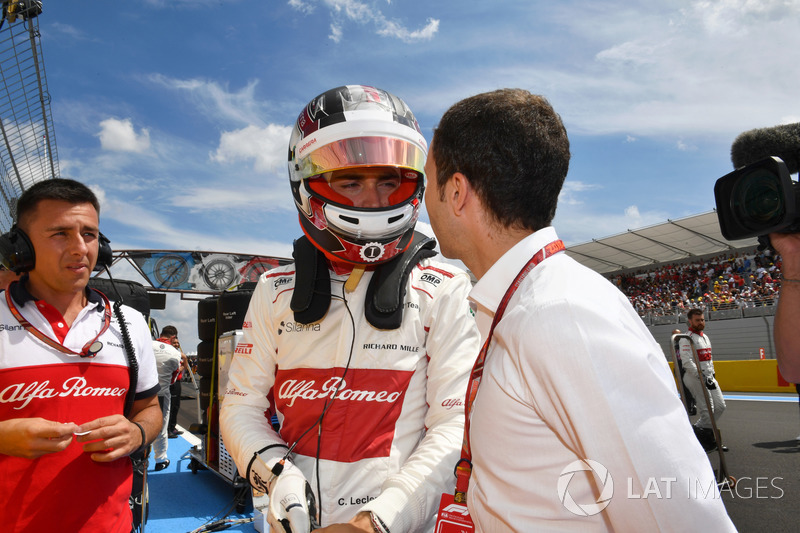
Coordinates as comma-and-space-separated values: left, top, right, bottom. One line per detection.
290, 232, 437, 330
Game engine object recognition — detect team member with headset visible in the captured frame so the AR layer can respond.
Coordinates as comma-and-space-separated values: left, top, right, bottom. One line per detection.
220, 85, 480, 532
0, 178, 160, 532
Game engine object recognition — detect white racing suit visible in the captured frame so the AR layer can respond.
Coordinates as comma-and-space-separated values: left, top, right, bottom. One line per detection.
219, 257, 480, 532
678, 330, 726, 429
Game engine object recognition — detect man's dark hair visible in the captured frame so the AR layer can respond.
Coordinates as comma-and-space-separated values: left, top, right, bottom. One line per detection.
16, 178, 100, 230
432, 88, 570, 231
160, 325, 178, 338
687, 308, 704, 319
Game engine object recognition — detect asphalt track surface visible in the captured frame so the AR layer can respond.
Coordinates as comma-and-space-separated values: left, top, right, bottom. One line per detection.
173, 390, 800, 533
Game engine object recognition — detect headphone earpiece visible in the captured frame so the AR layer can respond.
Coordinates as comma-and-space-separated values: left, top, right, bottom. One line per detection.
0, 226, 35, 273
94, 232, 113, 272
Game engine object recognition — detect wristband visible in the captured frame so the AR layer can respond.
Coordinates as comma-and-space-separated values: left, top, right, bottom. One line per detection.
132, 421, 147, 455
370, 511, 390, 533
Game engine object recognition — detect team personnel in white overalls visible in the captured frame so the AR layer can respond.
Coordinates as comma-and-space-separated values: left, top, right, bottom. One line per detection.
679, 308, 727, 451
219, 85, 480, 533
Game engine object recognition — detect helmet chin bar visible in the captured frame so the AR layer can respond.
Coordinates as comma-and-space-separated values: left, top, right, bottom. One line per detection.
298, 215, 415, 266
322, 200, 418, 241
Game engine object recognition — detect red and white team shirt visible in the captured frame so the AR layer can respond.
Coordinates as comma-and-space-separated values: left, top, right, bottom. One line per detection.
0, 281, 158, 533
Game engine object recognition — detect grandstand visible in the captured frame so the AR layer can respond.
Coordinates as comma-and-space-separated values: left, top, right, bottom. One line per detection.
566, 211, 781, 361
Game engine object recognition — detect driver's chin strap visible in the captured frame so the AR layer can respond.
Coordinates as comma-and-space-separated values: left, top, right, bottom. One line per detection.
290, 232, 437, 330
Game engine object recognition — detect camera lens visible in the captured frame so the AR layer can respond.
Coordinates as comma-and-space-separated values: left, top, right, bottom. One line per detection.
731, 169, 785, 230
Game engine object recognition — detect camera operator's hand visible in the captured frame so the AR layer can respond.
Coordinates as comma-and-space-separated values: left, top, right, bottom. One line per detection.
770, 233, 800, 278
266, 459, 317, 533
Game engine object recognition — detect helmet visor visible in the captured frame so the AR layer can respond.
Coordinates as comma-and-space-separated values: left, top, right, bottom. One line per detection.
307, 167, 421, 208
294, 136, 426, 182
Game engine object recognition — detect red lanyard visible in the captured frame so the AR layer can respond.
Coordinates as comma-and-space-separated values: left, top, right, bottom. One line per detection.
4, 284, 112, 358
454, 239, 565, 502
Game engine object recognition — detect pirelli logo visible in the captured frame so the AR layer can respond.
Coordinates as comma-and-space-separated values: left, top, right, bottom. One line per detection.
234, 343, 253, 355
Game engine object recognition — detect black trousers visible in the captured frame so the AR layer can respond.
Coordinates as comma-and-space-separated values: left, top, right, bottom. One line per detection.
168, 380, 181, 431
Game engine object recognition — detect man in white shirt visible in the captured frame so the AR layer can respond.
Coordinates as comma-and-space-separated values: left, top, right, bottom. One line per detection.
424, 89, 736, 531
152, 325, 183, 470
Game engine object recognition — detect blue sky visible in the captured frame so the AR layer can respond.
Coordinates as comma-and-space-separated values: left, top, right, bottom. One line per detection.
30, 0, 800, 348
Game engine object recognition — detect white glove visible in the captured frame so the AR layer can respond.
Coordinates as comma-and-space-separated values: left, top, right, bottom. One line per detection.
262, 457, 316, 533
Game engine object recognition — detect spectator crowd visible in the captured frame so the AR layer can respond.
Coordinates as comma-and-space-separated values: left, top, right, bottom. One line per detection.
608, 247, 783, 317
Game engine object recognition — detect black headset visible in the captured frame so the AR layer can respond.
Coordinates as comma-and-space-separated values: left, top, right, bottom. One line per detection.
0, 226, 113, 273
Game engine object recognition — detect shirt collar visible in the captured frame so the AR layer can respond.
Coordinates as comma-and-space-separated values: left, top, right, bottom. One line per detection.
9, 277, 104, 311
469, 226, 559, 314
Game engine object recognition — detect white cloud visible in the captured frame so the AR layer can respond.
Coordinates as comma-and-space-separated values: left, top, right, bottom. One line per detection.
291, 0, 439, 43
559, 180, 602, 206
170, 185, 294, 212
330, 23, 343, 43
419, 1, 800, 141
554, 202, 669, 246
288, 0, 315, 14
147, 75, 269, 127
378, 17, 439, 42
97, 118, 151, 153
210, 124, 293, 174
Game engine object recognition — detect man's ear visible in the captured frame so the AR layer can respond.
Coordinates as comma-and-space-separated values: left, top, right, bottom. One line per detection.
448, 172, 471, 216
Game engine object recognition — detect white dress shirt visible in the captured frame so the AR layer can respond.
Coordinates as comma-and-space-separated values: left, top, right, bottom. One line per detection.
466, 226, 735, 532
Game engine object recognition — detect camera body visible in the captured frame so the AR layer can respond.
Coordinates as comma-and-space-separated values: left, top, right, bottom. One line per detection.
714, 156, 800, 240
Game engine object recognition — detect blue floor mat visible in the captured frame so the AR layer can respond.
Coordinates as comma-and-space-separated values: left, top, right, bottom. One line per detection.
143, 432, 256, 533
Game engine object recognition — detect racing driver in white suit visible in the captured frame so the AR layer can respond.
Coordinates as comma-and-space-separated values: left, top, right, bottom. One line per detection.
220, 85, 480, 533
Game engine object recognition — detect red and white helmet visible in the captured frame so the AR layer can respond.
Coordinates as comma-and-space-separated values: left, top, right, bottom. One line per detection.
288, 85, 427, 265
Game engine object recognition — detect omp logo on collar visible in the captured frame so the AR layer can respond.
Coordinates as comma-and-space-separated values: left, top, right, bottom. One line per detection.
419, 273, 442, 286
273, 276, 292, 290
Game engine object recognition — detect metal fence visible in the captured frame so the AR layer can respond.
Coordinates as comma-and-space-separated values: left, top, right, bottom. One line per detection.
0, 4, 59, 231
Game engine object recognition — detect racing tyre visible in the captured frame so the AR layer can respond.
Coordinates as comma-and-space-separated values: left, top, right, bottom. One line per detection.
88, 278, 150, 317
217, 290, 253, 333
197, 296, 218, 341
196, 340, 215, 380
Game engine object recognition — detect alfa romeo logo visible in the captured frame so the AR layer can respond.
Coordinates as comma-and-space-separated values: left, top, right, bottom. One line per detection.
557, 459, 614, 516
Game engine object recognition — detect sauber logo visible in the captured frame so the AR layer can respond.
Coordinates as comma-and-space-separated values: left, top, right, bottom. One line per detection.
442, 503, 470, 516
278, 376, 402, 408
0, 377, 126, 410
419, 273, 442, 286
234, 343, 253, 355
